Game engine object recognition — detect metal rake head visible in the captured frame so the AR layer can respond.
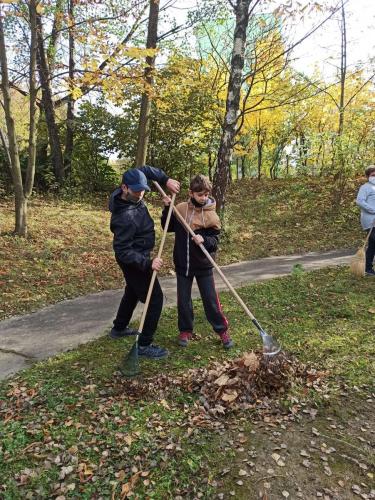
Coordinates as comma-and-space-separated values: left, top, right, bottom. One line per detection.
259, 328, 282, 357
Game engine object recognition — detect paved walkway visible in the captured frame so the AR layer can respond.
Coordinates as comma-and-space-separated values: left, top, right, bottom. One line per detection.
0, 248, 353, 380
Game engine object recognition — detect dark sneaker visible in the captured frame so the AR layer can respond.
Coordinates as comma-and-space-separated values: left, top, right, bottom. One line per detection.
178, 332, 192, 347
365, 270, 375, 276
219, 331, 234, 349
138, 344, 168, 359
109, 327, 139, 339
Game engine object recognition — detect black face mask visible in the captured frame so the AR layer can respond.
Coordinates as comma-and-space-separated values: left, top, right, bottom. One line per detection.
125, 192, 141, 204
190, 197, 206, 207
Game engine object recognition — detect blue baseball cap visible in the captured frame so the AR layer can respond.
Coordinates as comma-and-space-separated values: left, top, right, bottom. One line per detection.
122, 168, 150, 192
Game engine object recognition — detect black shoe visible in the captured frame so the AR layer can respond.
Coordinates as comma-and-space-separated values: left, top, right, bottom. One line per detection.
365, 269, 375, 276
138, 344, 168, 359
109, 327, 139, 339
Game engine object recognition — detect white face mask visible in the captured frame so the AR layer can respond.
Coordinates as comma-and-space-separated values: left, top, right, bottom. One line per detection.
369, 176, 375, 185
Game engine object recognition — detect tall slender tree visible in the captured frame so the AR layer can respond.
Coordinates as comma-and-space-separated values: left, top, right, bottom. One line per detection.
213, 0, 259, 210
0, 1, 38, 236
135, 0, 160, 167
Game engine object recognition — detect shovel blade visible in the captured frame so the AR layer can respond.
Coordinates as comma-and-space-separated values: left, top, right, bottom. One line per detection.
119, 342, 140, 377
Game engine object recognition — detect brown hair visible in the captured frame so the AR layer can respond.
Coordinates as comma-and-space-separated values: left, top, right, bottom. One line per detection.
365, 165, 375, 177
189, 174, 212, 193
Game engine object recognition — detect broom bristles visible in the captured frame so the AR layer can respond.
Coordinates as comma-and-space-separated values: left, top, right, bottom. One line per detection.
350, 247, 365, 277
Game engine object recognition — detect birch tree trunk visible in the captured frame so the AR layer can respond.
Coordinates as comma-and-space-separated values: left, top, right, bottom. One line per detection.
212, 0, 252, 210
135, 0, 160, 167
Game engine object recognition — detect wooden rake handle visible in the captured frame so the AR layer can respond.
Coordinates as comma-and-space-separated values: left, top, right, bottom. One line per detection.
363, 224, 375, 250
153, 181, 256, 322
138, 192, 176, 334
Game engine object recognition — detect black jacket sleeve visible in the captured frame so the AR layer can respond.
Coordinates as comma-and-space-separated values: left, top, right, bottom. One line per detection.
139, 166, 169, 185
113, 216, 152, 271
160, 205, 176, 232
196, 227, 220, 253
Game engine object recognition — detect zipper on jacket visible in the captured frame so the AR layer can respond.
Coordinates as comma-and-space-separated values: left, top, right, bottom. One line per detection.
185, 208, 194, 277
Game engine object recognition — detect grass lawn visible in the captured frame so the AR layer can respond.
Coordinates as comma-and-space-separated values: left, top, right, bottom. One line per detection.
0, 177, 364, 320
0, 267, 374, 499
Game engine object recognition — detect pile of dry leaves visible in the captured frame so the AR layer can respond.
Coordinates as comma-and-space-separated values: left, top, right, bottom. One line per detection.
180, 351, 326, 413
125, 351, 328, 420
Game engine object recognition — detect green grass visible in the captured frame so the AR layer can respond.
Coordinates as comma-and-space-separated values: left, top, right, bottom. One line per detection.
0, 267, 373, 498
0, 176, 365, 319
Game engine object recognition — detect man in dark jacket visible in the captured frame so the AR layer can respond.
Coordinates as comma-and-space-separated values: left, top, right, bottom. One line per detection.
109, 166, 180, 359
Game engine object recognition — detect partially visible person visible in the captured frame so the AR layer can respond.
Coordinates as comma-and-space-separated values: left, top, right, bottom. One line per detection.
356, 165, 375, 276
161, 174, 233, 349
109, 166, 180, 359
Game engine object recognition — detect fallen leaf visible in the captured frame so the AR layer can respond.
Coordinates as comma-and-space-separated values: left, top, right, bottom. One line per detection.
215, 374, 230, 386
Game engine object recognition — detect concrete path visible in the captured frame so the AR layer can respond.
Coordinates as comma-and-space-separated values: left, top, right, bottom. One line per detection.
0, 248, 353, 380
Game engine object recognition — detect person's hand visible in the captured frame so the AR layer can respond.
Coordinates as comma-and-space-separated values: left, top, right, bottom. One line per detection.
151, 257, 163, 272
192, 234, 204, 245
162, 195, 172, 206
166, 178, 180, 194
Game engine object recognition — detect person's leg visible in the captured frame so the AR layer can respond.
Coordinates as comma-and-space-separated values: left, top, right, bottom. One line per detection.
365, 228, 375, 273
138, 276, 164, 347
176, 274, 194, 335
119, 267, 167, 358
113, 284, 138, 329
111, 262, 139, 338
196, 273, 233, 348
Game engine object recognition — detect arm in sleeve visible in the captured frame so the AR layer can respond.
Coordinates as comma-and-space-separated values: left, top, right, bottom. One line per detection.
198, 228, 220, 253
139, 165, 169, 185
356, 185, 375, 214
114, 219, 151, 271
160, 205, 176, 232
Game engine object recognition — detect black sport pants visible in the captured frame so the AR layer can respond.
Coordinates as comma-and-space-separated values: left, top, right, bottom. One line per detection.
114, 259, 163, 346
366, 228, 375, 272
176, 273, 228, 334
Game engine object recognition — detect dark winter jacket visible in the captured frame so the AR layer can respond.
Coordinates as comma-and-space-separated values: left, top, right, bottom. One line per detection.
109, 166, 169, 271
161, 197, 221, 277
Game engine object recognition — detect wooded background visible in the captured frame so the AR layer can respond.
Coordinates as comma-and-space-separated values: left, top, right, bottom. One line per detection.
1, 0, 374, 235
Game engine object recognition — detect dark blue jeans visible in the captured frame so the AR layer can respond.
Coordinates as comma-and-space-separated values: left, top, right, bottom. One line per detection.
114, 260, 163, 346
366, 228, 375, 272
176, 273, 228, 334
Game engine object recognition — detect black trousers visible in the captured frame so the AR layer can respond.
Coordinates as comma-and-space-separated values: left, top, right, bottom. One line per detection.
176, 273, 228, 334
114, 259, 163, 346
366, 228, 375, 272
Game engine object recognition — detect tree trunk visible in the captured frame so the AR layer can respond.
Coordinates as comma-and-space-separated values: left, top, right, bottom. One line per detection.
25, 0, 38, 198
63, 0, 75, 178
338, 0, 346, 138
333, 0, 347, 205
0, 14, 27, 235
36, 13, 64, 184
135, 0, 160, 167
212, 0, 252, 210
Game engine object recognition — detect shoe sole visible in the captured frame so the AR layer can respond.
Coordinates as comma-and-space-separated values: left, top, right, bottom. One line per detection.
138, 353, 169, 360
109, 331, 138, 339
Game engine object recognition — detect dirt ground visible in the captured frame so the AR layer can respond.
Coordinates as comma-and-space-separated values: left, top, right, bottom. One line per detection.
208, 392, 374, 499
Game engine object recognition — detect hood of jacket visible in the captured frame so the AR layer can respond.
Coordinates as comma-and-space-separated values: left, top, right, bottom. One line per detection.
176, 196, 221, 231
109, 187, 144, 213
